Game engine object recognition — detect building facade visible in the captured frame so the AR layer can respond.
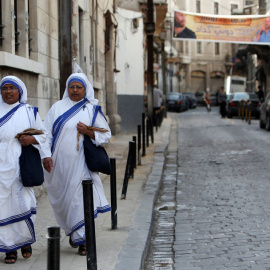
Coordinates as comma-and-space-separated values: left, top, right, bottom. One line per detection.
167, 0, 245, 96
115, 7, 145, 133
0, 0, 121, 134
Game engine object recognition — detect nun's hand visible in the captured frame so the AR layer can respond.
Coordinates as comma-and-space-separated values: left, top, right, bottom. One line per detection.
43, 157, 53, 173
18, 135, 37, 146
77, 122, 95, 140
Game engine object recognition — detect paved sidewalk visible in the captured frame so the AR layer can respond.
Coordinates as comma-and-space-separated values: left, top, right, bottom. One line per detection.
0, 117, 171, 270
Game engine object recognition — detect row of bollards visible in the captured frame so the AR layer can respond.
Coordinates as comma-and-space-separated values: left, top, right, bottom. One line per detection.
121, 112, 156, 200
238, 100, 252, 125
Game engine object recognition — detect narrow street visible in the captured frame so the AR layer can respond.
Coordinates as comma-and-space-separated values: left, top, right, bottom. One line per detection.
145, 106, 270, 270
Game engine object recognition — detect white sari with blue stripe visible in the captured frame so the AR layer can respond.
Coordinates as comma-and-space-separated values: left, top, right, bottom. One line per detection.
42, 97, 111, 246
0, 102, 47, 252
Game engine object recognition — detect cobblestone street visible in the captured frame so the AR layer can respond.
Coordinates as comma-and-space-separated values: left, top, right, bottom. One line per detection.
145, 107, 270, 270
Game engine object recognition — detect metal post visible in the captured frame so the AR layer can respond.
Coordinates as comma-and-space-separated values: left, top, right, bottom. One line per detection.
147, 0, 154, 120
142, 113, 146, 156
132, 136, 137, 169
155, 111, 159, 132
146, 118, 149, 147
121, 141, 135, 199
161, 40, 167, 118
149, 117, 154, 143
249, 102, 252, 125
110, 158, 117, 230
242, 101, 244, 120
128, 141, 135, 179
137, 125, 141, 165
82, 180, 97, 270
47, 227, 60, 270
245, 103, 248, 122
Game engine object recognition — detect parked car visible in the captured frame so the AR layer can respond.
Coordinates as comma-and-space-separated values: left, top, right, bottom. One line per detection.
226, 93, 232, 102
183, 94, 192, 110
167, 92, 186, 112
183, 93, 197, 108
259, 92, 270, 130
227, 92, 260, 119
195, 91, 205, 105
211, 94, 218, 106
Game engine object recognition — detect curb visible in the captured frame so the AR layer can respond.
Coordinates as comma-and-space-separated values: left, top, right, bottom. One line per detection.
115, 118, 171, 270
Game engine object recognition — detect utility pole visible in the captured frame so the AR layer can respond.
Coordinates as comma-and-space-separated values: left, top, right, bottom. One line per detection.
145, 0, 155, 119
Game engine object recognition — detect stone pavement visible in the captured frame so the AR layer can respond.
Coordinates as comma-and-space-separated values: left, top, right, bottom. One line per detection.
0, 117, 171, 270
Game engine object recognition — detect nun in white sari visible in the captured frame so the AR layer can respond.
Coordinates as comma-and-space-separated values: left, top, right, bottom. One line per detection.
42, 73, 111, 256
0, 76, 47, 264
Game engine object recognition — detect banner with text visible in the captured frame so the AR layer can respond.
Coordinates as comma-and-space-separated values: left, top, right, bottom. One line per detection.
173, 10, 270, 45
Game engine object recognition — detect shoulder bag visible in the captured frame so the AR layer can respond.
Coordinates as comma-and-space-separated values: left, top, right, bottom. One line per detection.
17, 110, 45, 187
83, 105, 111, 175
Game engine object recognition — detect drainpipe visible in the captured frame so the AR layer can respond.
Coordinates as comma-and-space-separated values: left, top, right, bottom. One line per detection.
146, 0, 154, 119
59, 0, 72, 98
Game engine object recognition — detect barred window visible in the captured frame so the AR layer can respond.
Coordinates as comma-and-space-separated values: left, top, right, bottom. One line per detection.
185, 40, 189, 54
197, 42, 202, 54
14, 0, 20, 52
245, 0, 255, 5
215, 43, 220, 55
28, 0, 32, 56
214, 2, 219, 14
179, 40, 184, 54
0, 0, 3, 47
231, 4, 238, 14
196, 0, 201, 13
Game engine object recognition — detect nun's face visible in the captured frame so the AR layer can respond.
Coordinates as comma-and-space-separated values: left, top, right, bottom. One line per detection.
68, 81, 85, 101
1, 84, 20, 104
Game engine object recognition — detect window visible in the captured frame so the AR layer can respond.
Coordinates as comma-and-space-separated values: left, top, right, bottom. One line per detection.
179, 41, 184, 54
185, 40, 189, 54
14, 0, 20, 52
197, 42, 202, 54
196, 0, 201, 13
79, 7, 84, 71
28, 0, 32, 56
245, 0, 254, 5
90, 1, 99, 83
214, 2, 219, 14
215, 43, 220, 55
231, 4, 238, 14
0, 0, 3, 47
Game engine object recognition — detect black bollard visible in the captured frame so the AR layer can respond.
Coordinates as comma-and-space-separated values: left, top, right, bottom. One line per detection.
137, 125, 141, 165
142, 113, 146, 156
146, 118, 149, 147
121, 141, 135, 199
110, 158, 117, 230
47, 227, 60, 270
82, 180, 97, 270
132, 136, 137, 169
155, 111, 159, 132
128, 141, 135, 179
149, 117, 154, 143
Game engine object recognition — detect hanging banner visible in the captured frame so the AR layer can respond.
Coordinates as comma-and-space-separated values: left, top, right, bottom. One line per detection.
173, 10, 270, 45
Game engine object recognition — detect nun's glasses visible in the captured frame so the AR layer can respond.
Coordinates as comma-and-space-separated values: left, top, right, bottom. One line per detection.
69, 85, 84, 90
1, 86, 18, 91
